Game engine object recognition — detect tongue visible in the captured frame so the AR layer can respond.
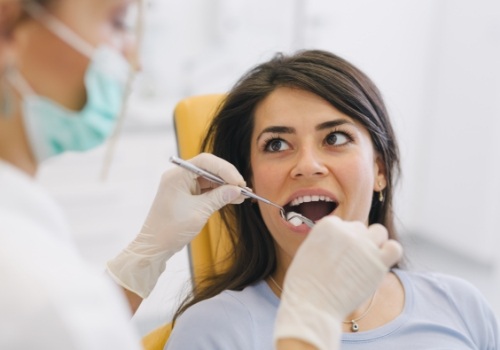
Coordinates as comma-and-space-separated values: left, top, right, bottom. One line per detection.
296, 202, 333, 222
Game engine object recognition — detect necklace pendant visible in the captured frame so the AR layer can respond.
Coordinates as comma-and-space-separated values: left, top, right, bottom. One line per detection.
350, 321, 359, 332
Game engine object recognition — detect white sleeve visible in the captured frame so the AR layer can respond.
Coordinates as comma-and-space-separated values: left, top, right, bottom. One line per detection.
0, 233, 143, 350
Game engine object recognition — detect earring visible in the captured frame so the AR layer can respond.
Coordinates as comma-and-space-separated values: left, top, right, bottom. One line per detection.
379, 190, 384, 202
378, 181, 385, 203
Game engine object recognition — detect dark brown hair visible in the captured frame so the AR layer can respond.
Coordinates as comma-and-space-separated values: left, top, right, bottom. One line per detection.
173, 49, 401, 321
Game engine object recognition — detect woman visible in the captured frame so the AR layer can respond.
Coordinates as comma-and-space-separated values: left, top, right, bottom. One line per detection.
165, 50, 499, 349
0, 2, 398, 349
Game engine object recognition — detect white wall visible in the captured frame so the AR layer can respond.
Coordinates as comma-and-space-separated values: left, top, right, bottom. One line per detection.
38, 0, 500, 335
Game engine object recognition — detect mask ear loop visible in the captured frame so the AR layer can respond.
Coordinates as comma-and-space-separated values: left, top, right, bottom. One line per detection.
3, 60, 36, 117
23, 1, 94, 58
100, 0, 145, 181
1, 64, 16, 118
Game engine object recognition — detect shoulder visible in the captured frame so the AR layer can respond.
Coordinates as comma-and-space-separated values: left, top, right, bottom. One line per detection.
166, 281, 279, 350
397, 269, 499, 346
399, 269, 489, 302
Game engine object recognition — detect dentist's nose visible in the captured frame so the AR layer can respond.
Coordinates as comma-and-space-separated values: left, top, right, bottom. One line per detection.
290, 149, 328, 178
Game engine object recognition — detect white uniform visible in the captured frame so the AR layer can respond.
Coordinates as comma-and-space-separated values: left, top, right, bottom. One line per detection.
0, 160, 143, 350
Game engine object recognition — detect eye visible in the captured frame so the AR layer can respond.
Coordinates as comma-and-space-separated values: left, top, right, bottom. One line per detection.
112, 17, 128, 31
112, 4, 138, 33
264, 138, 290, 152
325, 131, 352, 146
112, 14, 134, 33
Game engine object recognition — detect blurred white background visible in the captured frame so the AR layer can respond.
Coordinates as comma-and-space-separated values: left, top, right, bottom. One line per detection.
37, 0, 500, 337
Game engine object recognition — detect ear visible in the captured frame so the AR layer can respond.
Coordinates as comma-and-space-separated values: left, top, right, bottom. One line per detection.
373, 154, 387, 191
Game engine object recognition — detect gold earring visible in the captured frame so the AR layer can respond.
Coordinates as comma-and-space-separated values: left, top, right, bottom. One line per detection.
378, 181, 384, 202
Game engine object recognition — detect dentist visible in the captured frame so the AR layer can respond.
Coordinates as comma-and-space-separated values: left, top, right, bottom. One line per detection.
0, 1, 402, 349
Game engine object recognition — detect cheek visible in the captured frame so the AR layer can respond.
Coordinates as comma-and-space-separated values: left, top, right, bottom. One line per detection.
337, 156, 376, 209
251, 161, 288, 202
250, 160, 287, 232
342, 144, 377, 187
252, 166, 272, 193
250, 150, 274, 195
250, 163, 284, 230
343, 158, 375, 186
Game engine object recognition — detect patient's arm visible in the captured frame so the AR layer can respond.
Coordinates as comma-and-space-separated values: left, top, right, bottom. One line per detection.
122, 287, 143, 314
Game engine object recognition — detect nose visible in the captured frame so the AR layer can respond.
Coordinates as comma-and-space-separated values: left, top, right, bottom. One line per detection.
290, 148, 329, 178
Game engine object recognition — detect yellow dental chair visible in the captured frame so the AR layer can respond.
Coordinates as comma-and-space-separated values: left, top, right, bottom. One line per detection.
142, 94, 231, 350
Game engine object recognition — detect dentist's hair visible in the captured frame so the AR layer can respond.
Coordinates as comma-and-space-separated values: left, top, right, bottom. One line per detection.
173, 49, 401, 322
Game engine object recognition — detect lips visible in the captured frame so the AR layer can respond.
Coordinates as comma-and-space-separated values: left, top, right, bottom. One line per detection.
283, 192, 338, 222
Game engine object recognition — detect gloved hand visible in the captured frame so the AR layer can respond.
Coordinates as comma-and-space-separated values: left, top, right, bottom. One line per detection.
274, 216, 403, 350
106, 153, 246, 298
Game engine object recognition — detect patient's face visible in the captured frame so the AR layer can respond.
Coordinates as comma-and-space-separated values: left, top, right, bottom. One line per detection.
250, 87, 385, 270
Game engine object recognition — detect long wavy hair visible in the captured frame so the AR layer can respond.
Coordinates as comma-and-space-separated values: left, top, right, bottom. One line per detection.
173, 49, 401, 321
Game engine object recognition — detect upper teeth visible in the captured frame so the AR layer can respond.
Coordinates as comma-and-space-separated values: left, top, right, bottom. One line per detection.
290, 195, 334, 207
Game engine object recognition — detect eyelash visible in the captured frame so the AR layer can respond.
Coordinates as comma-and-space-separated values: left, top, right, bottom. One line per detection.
262, 129, 355, 153
262, 135, 287, 153
324, 129, 354, 147
112, 17, 131, 32
111, 6, 135, 33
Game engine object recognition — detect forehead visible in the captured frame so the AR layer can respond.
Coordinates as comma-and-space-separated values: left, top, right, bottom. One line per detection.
50, 0, 137, 15
253, 87, 355, 130
55, 0, 137, 6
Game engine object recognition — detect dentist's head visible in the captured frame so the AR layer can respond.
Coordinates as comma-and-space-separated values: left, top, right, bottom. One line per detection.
0, 0, 139, 172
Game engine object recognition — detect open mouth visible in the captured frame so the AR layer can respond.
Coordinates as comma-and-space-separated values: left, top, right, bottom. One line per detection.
283, 195, 338, 223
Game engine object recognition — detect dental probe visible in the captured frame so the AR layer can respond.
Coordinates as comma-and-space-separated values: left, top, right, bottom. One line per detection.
169, 156, 315, 228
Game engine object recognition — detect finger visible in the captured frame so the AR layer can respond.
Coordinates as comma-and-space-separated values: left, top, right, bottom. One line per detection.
366, 224, 389, 248
190, 153, 246, 187
379, 240, 403, 267
198, 177, 220, 192
200, 185, 246, 212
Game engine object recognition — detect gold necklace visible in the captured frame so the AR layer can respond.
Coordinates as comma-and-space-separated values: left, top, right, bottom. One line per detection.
268, 275, 376, 333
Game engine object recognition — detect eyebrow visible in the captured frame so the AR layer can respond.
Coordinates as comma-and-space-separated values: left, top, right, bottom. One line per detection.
315, 119, 353, 131
256, 119, 354, 143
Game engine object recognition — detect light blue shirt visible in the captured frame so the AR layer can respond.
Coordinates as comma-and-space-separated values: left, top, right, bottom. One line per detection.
165, 269, 499, 349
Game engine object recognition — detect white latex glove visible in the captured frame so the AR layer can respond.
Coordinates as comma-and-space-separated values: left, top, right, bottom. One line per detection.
106, 153, 246, 298
274, 216, 403, 350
